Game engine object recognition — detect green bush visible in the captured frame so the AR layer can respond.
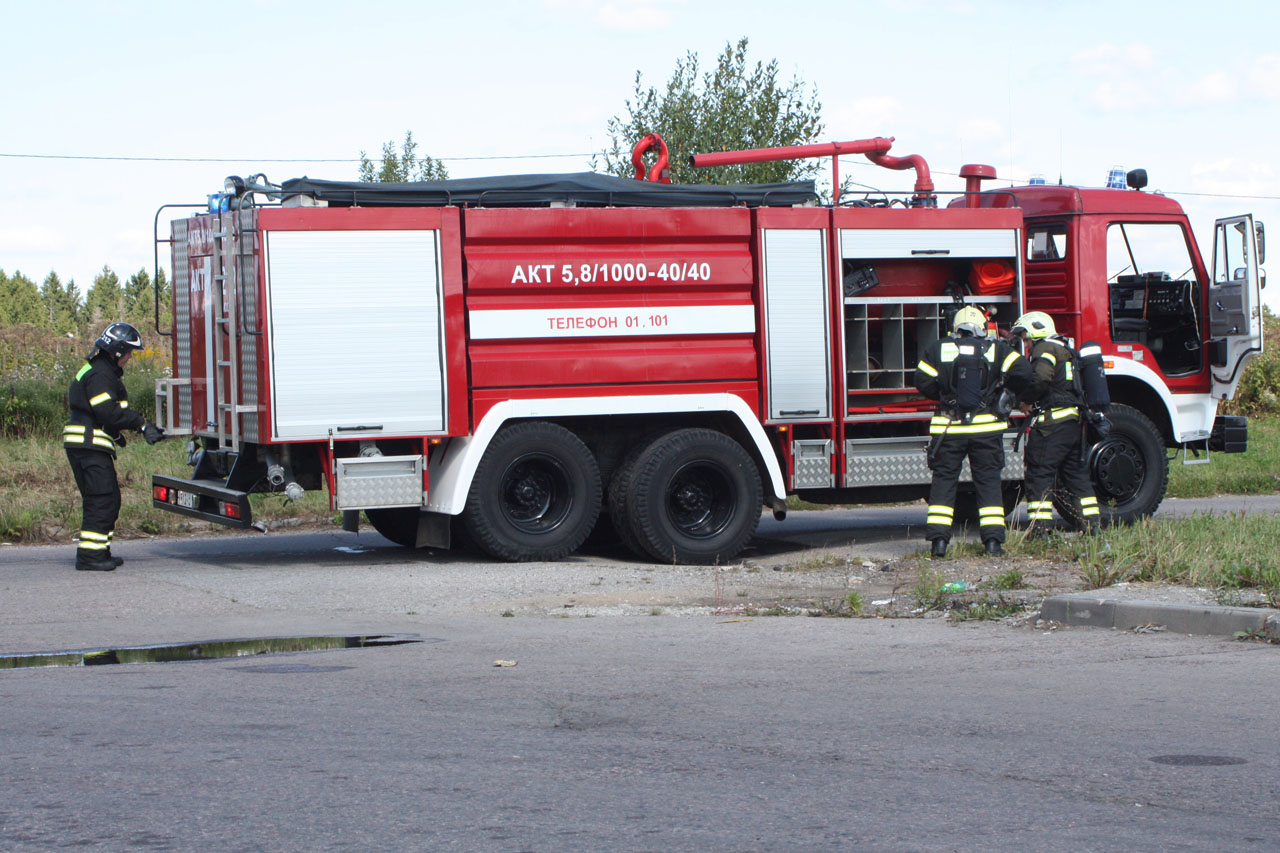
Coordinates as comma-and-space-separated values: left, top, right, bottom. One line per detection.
0, 344, 167, 439
0, 379, 67, 438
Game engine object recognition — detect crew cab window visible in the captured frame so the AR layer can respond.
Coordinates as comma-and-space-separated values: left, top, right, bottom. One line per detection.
1026, 223, 1067, 261
1106, 222, 1202, 376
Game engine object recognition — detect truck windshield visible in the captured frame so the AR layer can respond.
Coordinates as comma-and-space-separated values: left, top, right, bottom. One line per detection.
1106, 222, 1203, 377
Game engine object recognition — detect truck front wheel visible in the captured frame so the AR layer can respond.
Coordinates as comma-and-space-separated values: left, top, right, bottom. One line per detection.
1082, 403, 1168, 525
621, 429, 762, 565
463, 421, 601, 561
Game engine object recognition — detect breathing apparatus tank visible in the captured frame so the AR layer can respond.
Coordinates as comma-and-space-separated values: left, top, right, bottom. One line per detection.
1076, 341, 1111, 411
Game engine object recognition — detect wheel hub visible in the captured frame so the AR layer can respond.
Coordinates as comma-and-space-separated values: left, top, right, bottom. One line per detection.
501, 457, 569, 531
674, 482, 711, 515
667, 464, 733, 538
1092, 439, 1145, 502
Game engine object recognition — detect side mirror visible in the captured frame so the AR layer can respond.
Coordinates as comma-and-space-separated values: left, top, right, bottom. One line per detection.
1256, 221, 1265, 265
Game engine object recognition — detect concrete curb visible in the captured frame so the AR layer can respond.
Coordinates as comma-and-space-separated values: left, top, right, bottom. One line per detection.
1040, 594, 1280, 640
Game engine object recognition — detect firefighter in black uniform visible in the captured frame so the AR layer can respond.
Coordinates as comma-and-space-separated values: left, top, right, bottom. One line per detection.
1011, 311, 1102, 531
64, 323, 165, 571
915, 306, 1031, 557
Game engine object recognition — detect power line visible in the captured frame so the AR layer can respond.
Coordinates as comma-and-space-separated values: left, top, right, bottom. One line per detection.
0, 151, 594, 163
924, 165, 1280, 201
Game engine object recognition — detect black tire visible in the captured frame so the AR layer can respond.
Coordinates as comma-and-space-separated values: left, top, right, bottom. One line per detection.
622, 429, 762, 565
1082, 403, 1168, 525
605, 443, 652, 559
462, 421, 601, 562
365, 507, 421, 548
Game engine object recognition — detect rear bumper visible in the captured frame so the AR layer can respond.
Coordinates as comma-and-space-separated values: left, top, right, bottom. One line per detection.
152, 475, 253, 528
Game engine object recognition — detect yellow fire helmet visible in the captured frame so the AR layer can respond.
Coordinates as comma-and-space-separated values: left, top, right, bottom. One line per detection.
1012, 311, 1056, 340
952, 305, 988, 337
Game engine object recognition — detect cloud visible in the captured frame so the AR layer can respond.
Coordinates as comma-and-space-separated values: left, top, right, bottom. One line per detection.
1250, 55, 1280, 98
1089, 79, 1151, 113
1070, 43, 1167, 112
881, 0, 977, 13
830, 97, 903, 136
1189, 158, 1277, 197
0, 226, 67, 254
595, 2, 673, 30
1075, 48, 1278, 110
1071, 43, 1155, 76
543, 0, 675, 31
1189, 71, 1237, 104
956, 118, 1004, 143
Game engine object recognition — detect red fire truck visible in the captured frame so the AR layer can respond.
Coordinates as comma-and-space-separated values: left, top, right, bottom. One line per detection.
150, 135, 1264, 564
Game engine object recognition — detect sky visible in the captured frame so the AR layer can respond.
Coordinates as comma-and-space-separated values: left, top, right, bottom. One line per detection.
3, 0, 1277, 312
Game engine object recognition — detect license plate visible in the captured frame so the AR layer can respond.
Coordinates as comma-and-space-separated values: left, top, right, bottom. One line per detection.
177, 490, 199, 509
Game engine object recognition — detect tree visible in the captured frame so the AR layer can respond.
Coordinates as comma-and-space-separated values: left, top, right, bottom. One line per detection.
122, 267, 169, 329
40, 271, 81, 333
594, 37, 824, 186
0, 269, 43, 326
124, 268, 151, 319
84, 266, 123, 326
358, 131, 449, 182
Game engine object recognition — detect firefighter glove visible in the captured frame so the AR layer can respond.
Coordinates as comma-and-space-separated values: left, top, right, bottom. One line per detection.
1086, 411, 1112, 442
143, 422, 166, 445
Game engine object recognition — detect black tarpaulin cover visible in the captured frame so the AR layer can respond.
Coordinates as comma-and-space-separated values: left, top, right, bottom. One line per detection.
280, 172, 817, 208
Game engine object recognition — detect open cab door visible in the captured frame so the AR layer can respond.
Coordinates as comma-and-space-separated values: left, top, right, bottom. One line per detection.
1209, 215, 1265, 400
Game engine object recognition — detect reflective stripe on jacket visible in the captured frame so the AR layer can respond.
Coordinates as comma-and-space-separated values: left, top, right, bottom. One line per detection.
63, 355, 145, 457
1023, 338, 1083, 420
914, 335, 1031, 437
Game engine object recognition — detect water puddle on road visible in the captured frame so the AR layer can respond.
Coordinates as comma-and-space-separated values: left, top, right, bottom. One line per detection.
0, 634, 432, 670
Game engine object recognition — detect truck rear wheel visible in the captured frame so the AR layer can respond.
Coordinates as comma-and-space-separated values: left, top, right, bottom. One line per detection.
463, 421, 601, 561
605, 444, 653, 559
621, 429, 762, 565
1082, 403, 1168, 525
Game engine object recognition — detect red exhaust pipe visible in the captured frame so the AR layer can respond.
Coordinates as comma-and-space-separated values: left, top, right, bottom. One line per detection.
958, 164, 997, 207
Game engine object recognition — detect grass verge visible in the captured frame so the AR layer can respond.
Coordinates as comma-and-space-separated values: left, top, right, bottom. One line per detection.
1167, 418, 1280, 498
1024, 513, 1280, 606
0, 437, 334, 545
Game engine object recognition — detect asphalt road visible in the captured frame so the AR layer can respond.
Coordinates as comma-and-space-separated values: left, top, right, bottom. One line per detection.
2, 496, 1279, 850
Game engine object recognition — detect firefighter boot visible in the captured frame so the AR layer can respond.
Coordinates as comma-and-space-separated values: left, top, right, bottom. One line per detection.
930, 538, 949, 558
984, 538, 1004, 557
104, 549, 125, 568
75, 550, 117, 572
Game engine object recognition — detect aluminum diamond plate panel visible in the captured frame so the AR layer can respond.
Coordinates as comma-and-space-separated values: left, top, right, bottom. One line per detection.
334, 455, 425, 510
792, 439, 834, 488
171, 219, 192, 430
232, 208, 259, 442
845, 436, 1023, 487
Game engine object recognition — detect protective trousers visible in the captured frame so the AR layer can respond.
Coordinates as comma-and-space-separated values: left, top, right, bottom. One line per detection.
1023, 420, 1100, 527
925, 433, 1007, 544
66, 448, 121, 558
